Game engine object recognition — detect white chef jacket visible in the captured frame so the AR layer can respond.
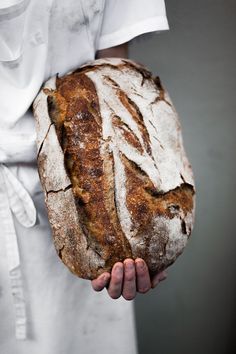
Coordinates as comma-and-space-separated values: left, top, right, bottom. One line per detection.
0, 0, 169, 353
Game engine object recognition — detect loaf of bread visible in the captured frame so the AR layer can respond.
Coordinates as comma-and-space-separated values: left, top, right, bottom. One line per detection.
33, 58, 196, 280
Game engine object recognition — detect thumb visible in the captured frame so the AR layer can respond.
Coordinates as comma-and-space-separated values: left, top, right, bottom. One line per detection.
91, 272, 111, 292
151, 270, 168, 289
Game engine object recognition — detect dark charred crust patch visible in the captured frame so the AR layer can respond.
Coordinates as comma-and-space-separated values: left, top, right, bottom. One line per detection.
153, 76, 164, 96
181, 219, 187, 234
151, 76, 172, 107
58, 245, 65, 259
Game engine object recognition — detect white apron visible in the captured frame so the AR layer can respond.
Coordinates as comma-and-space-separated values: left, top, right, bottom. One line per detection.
0, 0, 169, 352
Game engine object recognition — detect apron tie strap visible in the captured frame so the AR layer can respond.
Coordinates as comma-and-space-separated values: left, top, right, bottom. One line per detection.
0, 163, 37, 340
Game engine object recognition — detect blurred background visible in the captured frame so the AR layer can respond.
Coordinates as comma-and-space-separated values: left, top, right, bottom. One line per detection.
130, 0, 236, 353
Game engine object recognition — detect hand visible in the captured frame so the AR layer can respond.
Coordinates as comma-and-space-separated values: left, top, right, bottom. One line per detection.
91, 258, 167, 300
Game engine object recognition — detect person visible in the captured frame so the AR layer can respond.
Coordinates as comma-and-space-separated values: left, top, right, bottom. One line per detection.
0, 1, 169, 353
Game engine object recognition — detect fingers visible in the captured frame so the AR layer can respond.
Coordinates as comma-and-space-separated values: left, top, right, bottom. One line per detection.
135, 258, 151, 294
107, 262, 124, 299
151, 270, 168, 288
91, 259, 167, 299
122, 259, 136, 300
91, 272, 111, 292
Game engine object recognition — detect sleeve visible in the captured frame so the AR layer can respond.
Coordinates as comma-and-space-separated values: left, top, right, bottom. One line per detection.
97, 0, 169, 50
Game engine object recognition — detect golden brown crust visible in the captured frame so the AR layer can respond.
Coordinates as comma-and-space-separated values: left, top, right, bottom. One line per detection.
34, 58, 196, 279
48, 71, 133, 270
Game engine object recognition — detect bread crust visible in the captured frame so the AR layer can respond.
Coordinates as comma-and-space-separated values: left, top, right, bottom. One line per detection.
33, 58, 196, 279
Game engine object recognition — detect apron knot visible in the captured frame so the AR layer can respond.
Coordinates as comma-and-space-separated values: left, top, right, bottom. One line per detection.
1, 163, 37, 228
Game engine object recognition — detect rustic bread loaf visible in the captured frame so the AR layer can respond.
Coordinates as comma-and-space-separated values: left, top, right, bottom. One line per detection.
33, 58, 196, 280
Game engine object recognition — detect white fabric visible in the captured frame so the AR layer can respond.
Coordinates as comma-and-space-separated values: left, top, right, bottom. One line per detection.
98, 0, 169, 49
0, 164, 36, 340
0, 0, 169, 352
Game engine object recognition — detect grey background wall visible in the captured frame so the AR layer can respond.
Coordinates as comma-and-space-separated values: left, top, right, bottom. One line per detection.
130, 1, 236, 353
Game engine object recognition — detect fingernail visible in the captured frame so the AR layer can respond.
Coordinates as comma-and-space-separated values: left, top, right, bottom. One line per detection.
137, 260, 145, 270
114, 265, 122, 275
159, 271, 168, 281
125, 261, 134, 270
102, 273, 110, 282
